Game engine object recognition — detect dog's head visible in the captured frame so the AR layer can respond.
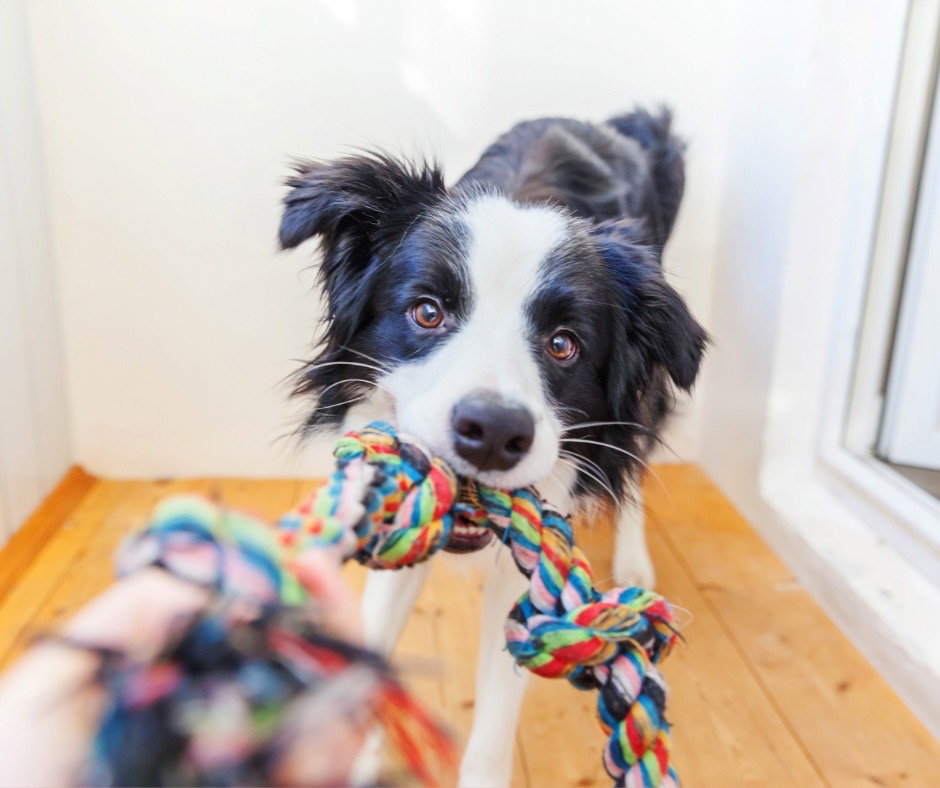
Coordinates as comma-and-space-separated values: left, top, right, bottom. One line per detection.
280, 153, 706, 505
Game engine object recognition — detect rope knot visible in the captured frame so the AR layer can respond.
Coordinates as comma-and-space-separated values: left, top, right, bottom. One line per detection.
285, 422, 459, 569
490, 485, 680, 787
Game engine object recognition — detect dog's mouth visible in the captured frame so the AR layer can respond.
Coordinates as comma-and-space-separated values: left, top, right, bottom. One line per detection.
444, 514, 495, 554
443, 480, 497, 554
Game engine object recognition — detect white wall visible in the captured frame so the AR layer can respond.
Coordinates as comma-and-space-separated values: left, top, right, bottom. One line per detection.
700, 0, 904, 538
0, 0, 71, 541
24, 0, 733, 478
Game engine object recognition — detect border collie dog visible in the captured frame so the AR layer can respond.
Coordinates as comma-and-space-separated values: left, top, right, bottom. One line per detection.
280, 109, 706, 786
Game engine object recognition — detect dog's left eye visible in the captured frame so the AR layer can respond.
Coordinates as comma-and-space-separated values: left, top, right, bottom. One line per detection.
547, 330, 579, 363
410, 298, 444, 329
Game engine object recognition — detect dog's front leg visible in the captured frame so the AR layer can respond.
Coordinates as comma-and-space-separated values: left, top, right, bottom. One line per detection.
352, 564, 432, 786
459, 548, 530, 788
360, 563, 431, 654
612, 480, 655, 588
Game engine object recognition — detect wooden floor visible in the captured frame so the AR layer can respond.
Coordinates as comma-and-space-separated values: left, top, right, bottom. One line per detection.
0, 466, 938, 786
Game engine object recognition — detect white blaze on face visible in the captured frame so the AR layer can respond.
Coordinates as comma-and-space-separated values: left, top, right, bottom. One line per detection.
383, 193, 570, 490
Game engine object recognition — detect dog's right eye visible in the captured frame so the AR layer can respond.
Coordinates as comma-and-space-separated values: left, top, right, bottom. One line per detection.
410, 298, 444, 329
547, 330, 579, 363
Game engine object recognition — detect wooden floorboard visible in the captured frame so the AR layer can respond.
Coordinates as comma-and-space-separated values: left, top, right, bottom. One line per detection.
0, 478, 119, 669
0, 467, 937, 787
0, 465, 96, 602
647, 465, 940, 787
647, 524, 823, 786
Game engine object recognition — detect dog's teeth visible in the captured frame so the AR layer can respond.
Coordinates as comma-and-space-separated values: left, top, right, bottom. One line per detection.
452, 522, 488, 538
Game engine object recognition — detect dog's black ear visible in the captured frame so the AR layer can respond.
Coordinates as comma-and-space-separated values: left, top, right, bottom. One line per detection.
594, 219, 707, 396
279, 153, 445, 251
279, 153, 445, 343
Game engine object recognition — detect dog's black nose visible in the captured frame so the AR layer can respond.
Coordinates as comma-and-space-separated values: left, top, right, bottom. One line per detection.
451, 394, 535, 472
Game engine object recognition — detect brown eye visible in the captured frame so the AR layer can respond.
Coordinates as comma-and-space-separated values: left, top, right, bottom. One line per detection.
547, 331, 579, 362
411, 298, 444, 329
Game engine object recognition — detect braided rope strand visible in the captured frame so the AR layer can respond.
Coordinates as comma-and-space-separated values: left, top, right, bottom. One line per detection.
492, 490, 679, 787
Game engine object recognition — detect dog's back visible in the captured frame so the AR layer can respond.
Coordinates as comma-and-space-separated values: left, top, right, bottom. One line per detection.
456, 109, 685, 247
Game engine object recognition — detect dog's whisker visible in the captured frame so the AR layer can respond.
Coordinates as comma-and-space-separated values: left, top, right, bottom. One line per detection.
560, 437, 669, 498
301, 359, 389, 376
316, 377, 396, 401
312, 393, 373, 411
563, 466, 618, 509
558, 453, 619, 506
561, 420, 651, 434
557, 453, 618, 505
553, 405, 591, 419
559, 449, 618, 493
339, 345, 391, 372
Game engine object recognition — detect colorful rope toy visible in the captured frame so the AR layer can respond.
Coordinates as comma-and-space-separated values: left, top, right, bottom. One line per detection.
104, 421, 680, 787
87, 495, 454, 786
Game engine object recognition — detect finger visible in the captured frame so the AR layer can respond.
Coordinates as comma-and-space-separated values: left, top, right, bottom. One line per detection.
288, 552, 364, 642
63, 569, 209, 657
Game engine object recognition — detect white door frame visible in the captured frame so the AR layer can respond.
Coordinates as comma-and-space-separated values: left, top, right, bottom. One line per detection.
700, 0, 940, 738
762, 0, 940, 734
877, 59, 940, 469
820, 0, 940, 568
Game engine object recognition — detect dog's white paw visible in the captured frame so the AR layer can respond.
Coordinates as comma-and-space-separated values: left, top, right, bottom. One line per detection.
458, 765, 513, 788
613, 493, 656, 589
613, 545, 656, 590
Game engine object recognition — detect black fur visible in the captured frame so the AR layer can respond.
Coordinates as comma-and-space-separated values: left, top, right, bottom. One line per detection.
280, 109, 707, 501
458, 108, 685, 246
280, 154, 450, 431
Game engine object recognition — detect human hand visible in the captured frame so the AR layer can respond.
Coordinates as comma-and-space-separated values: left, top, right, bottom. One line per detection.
0, 555, 365, 787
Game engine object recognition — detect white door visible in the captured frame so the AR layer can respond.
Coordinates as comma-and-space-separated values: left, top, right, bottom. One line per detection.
879, 71, 940, 470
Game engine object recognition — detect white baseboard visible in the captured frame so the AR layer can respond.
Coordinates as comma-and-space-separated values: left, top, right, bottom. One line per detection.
747, 467, 940, 740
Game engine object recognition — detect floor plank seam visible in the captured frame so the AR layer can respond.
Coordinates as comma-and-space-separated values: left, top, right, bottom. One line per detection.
650, 511, 832, 787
